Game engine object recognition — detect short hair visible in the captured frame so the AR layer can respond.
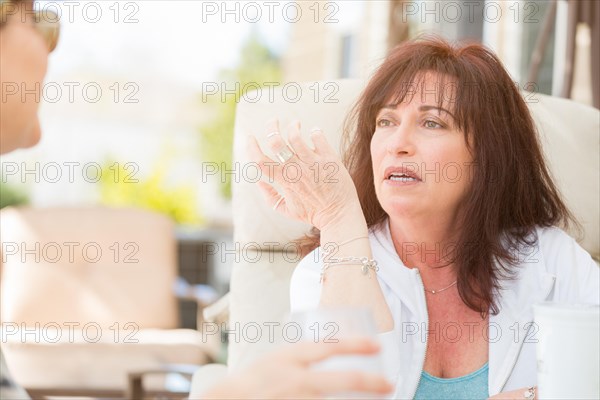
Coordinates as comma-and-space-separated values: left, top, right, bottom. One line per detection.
1, 0, 28, 28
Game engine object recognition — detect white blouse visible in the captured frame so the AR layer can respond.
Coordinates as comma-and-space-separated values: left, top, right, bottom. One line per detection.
290, 218, 599, 398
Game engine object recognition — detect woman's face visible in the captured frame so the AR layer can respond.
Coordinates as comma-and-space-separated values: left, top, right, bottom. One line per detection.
370, 73, 474, 224
0, 1, 48, 154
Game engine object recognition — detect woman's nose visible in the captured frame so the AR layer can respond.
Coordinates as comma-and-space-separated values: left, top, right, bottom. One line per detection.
387, 124, 415, 156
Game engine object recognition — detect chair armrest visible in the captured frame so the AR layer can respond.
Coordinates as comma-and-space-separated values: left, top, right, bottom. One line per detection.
126, 365, 198, 400
202, 293, 230, 324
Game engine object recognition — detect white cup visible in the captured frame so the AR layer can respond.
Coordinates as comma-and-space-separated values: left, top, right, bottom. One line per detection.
533, 302, 600, 399
289, 307, 385, 399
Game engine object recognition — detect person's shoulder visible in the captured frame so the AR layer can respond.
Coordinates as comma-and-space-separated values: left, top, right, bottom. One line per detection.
533, 225, 599, 303
533, 225, 591, 263
532, 225, 598, 283
535, 225, 577, 244
503, 225, 594, 277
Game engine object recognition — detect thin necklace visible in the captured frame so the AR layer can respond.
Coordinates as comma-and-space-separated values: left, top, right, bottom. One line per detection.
424, 280, 457, 294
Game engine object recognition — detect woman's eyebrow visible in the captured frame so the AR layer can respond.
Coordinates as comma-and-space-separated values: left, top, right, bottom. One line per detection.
419, 105, 455, 119
379, 104, 456, 121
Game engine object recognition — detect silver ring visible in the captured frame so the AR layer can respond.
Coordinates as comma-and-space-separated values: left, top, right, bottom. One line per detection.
273, 195, 285, 211
275, 146, 295, 163
267, 131, 280, 138
523, 387, 536, 400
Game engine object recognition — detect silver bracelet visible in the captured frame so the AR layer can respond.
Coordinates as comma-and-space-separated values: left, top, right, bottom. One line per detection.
320, 256, 379, 283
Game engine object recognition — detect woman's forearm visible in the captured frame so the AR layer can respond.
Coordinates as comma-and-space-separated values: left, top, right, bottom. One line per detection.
318, 204, 394, 332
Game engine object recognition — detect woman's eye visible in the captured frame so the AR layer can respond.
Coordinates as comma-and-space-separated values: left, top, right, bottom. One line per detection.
424, 119, 443, 129
376, 119, 392, 128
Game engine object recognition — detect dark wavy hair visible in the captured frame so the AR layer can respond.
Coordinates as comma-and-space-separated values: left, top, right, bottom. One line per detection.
295, 36, 577, 315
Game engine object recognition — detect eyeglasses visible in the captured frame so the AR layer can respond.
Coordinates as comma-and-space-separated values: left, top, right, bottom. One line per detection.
1, 1, 61, 52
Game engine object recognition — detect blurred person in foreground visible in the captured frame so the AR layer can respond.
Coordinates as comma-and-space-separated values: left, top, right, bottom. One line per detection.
0, 1, 392, 399
250, 37, 599, 399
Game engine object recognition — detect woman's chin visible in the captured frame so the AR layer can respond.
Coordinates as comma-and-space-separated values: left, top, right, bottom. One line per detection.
21, 120, 42, 149
382, 199, 423, 218
1, 120, 42, 154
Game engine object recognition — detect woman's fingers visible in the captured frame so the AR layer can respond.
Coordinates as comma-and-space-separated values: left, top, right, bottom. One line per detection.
310, 127, 336, 157
265, 119, 297, 164
276, 339, 393, 396
250, 118, 356, 229
247, 134, 281, 183
257, 181, 286, 212
487, 388, 532, 399
287, 120, 315, 162
265, 118, 280, 138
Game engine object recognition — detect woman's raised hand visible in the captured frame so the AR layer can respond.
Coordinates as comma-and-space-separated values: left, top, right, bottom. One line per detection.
248, 119, 360, 231
250, 120, 393, 332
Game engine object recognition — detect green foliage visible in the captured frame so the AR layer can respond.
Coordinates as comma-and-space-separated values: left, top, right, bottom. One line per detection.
199, 33, 282, 198
0, 181, 29, 209
97, 159, 203, 226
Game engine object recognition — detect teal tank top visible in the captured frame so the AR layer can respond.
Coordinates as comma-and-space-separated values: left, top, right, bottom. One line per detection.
414, 363, 489, 400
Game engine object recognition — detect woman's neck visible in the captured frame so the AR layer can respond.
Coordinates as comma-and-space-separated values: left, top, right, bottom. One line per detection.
388, 214, 460, 285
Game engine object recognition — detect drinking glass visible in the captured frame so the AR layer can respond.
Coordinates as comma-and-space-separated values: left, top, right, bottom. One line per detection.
289, 307, 386, 399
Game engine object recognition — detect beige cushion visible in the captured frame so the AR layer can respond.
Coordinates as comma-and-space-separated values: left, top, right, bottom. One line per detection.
528, 94, 599, 257
227, 80, 600, 371
0, 206, 178, 329
0, 206, 220, 391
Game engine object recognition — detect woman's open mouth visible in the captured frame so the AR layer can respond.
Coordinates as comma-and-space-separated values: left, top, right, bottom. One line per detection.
384, 166, 422, 185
